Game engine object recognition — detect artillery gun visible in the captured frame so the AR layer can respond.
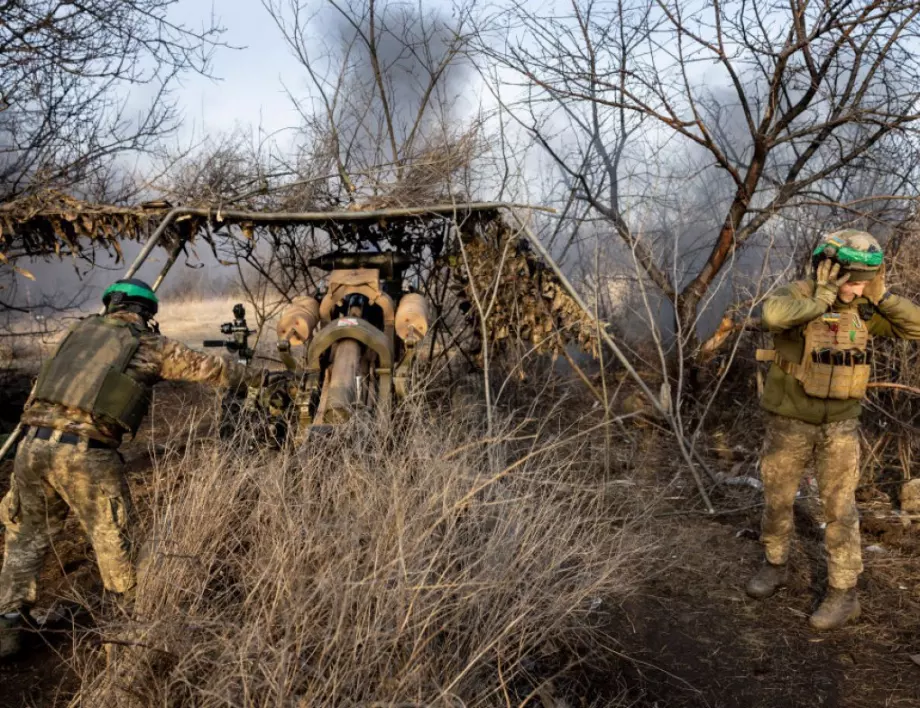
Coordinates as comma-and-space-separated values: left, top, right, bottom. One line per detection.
199, 249, 430, 441
274, 250, 429, 432
0, 199, 609, 452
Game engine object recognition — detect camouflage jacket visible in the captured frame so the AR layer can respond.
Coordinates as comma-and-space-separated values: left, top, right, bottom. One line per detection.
20, 311, 258, 445
760, 280, 920, 424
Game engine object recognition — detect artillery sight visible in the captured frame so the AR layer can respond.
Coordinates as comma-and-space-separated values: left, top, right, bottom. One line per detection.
204, 303, 256, 365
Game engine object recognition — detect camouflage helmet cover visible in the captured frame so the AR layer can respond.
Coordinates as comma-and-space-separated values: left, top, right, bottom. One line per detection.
812, 230, 883, 282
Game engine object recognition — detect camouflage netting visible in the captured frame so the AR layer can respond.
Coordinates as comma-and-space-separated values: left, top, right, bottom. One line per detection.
0, 191, 160, 266
446, 216, 601, 360
0, 192, 601, 361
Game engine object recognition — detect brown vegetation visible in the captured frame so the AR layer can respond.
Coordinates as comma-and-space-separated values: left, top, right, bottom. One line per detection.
75, 395, 651, 707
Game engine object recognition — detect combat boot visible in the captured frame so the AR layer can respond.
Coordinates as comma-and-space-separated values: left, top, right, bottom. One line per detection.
0, 611, 25, 659
745, 562, 788, 599
809, 587, 860, 630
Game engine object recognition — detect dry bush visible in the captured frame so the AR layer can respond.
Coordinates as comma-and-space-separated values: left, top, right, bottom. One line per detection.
858, 220, 920, 493
75, 396, 650, 707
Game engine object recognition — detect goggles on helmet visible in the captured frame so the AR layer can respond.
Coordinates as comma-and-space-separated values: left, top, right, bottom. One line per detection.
812, 242, 884, 268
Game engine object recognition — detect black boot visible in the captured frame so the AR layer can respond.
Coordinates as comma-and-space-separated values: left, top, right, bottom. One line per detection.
0, 611, 26, 659
745, 562, 789, 599
809, 587, 860, 630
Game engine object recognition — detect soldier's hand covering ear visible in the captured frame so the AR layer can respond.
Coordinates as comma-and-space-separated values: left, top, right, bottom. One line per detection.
862, 263, 887, 305
814, 259, 850, 307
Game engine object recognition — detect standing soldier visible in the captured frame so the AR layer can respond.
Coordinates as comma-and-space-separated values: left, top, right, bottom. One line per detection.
0, 279, 263, 657
749, 231, 920, 630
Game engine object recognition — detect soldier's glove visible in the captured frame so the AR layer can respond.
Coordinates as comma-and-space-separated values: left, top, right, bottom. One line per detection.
814, 259, 849, 307
862, 263, 888, 306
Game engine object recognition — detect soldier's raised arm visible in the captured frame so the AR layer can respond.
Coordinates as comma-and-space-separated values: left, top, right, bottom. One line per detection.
761, 283, 826, 331
761, 260, 852, 332
863, 266, 920, 340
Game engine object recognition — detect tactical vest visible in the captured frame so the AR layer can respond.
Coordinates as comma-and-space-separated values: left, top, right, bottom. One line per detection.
758, 310, 871, 400
33, 316, 150, 434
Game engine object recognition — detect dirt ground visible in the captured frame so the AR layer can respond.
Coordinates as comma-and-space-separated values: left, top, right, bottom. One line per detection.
0, 360, 919, 706
609, 509, 920, 708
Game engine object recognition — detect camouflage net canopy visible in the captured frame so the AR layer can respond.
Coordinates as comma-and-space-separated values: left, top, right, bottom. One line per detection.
0, 192, 601, 363
450, 217, 601, 360
0, 191, 167, 266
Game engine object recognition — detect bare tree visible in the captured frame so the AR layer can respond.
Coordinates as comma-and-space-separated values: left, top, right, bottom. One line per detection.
262, 0, 485, 207
149, 0, 492, 304
154, 0, 489, 337
140, 0, 490, 362
0, 0, 226, 205
482, 0, 920, 362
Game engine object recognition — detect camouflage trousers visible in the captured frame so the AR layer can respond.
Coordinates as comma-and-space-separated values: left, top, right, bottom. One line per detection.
759, 414, 863, 589
0, 435, 136, 614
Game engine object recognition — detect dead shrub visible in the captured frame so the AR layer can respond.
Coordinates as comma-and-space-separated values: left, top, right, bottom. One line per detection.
74, 397, 651, 706
858, 221, 920, 494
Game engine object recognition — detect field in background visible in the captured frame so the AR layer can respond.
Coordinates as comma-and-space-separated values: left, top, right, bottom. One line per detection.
0, 296, 282, 372
158, 295, 282, 352
157, 296, 247, 345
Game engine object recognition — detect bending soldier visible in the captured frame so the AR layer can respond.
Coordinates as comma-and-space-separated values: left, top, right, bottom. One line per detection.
749, 231, 920, 630
0, 279, 263, 657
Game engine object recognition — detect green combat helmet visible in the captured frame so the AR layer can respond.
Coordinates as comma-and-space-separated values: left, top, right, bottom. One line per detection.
102, 278, 159, 318
812, 230, 884, 282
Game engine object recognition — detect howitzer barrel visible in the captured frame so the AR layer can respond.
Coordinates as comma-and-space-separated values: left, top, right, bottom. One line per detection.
278, 298, 320, 347
395, 293, 429, 344
308, 251, 414, 274
324, 340, 362, 423
203, 340, 226, 348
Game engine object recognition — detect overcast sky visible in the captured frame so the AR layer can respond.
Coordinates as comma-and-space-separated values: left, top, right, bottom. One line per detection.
171, 0, 302, 142
18, 0, 324, 309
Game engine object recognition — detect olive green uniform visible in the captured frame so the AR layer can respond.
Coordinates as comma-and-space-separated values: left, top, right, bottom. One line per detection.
0, 311, 255, 615
758, 281, 920, 588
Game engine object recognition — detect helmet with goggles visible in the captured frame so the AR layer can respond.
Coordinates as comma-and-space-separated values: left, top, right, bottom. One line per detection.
811, 230, 883, 282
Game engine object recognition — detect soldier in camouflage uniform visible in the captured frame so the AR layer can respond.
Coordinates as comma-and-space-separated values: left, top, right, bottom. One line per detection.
748, 231, 920, 630
0, 279, 262, 658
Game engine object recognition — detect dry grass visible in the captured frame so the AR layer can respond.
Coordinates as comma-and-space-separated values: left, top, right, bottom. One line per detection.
0, 311, 74, 368
73, 395, 651, 707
